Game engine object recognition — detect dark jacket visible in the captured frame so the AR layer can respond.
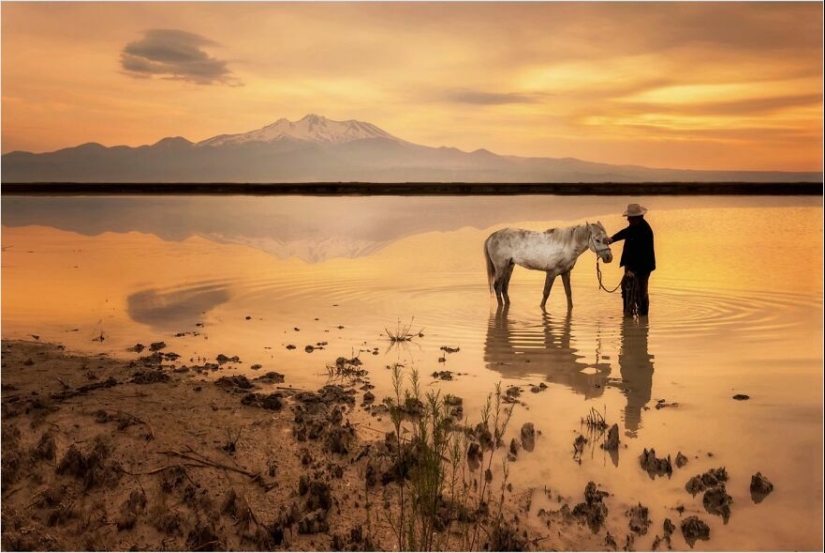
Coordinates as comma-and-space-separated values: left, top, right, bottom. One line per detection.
611, 218, 656, 274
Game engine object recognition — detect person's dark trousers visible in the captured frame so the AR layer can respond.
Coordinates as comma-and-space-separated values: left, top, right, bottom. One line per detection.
621, 272, 651, 316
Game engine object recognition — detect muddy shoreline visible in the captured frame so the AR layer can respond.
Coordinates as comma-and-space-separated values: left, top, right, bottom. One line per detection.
1, 339, 776, 551
1, 339, 569, 551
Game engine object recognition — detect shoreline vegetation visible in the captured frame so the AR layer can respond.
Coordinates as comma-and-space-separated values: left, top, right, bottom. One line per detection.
1, 181, 822, 196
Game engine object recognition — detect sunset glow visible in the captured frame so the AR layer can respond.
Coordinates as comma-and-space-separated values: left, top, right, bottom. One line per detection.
2, 2, 822, 171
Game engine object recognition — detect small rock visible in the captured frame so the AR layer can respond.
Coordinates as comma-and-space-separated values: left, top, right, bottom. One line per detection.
431, 370, 453, 380
626, 503, 651, 535
254, 371, 285, 384
675, 451, 689, 468
509, 438, 520, 458
703, 485, 732, 523
640, 448, 672, 478
572, 481, 609, 533
663, 518, 675, 537
702, 467, 728, 486
520, 422, 536, 452
149, 341, 166, 352
750, 472, 774, 503
686, 476, 705, 496
215, 375, 252, 389
655, 399, 679, 409
680, 516, 710, 547
732, 394, 750, 401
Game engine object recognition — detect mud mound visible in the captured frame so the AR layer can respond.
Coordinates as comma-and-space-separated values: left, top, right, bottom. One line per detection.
685, 466, 729, 495
215, 375, 253, 390
626, 503, 651, 535
640, 448, 672, 478
572, 481, 609, 533
520, 422, 536, 452
680, 516, 710, 547
750, 472, 774, 503
703, 484, 733, 523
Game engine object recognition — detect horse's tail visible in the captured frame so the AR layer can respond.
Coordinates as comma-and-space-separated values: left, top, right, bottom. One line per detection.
484, 235, 496, 293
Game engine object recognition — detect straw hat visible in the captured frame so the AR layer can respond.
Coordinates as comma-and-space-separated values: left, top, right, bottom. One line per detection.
623, 203, 648, 217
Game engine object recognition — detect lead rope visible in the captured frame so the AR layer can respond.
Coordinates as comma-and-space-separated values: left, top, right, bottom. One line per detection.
596, 258, 622, 293
597, 258, 642, 318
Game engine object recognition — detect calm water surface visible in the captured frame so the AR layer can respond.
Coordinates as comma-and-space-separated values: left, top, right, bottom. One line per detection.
2, 195, 822, 550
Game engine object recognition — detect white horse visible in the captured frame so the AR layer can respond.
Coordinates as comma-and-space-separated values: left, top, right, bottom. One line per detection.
484, 222, 613, 309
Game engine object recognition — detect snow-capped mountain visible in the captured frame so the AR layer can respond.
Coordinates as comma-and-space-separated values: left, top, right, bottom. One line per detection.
197, 114, 402, 147
2, 114, 821, 183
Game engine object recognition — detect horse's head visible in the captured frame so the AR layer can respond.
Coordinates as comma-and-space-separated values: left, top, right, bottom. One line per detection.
587, 221, 613, 263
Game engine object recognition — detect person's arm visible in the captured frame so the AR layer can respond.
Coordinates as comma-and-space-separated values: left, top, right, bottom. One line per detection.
606, 227, 628, 244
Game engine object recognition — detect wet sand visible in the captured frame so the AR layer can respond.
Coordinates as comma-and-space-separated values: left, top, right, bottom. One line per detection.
0, 338, 764, 552
3, 338, 623, 551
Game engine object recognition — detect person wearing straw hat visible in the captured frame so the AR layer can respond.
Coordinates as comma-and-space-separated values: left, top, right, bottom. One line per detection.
605, 203, 656, 317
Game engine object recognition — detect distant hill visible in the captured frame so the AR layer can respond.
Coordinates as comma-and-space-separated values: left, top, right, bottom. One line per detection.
2, 114, 821, 183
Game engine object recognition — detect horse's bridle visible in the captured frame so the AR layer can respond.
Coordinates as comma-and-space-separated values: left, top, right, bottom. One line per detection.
588, 228, 611, 257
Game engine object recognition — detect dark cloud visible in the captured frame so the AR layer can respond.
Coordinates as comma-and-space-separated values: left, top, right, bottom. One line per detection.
121, 29, 240, 85
440, 89, 552, 105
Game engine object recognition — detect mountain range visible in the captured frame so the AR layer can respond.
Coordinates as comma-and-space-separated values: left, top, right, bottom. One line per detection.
2, 114, 820, 183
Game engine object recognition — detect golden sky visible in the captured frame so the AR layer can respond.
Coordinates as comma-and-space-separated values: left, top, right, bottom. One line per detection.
1, 2, 823, 171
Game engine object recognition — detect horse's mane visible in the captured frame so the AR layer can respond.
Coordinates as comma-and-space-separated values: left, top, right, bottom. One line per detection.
543, 223, 592, 246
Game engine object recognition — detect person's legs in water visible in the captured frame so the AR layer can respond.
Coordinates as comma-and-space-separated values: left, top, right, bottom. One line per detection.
636, 273, 650, 316
621, 274, 636, 317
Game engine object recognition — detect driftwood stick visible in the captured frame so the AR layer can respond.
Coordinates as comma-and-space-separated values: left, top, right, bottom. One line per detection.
160, 450, 258, 478
117, 463, 189, 477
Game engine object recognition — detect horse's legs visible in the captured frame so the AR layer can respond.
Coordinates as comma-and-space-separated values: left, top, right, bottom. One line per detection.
561, 270, 573, 309
493, 276, 504, 305
541, 272, 556, 309
501, 263, 514, 305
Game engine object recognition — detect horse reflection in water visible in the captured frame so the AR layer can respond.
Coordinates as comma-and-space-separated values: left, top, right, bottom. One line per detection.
483, 306, 611, 398
618, 318, 655, 436
485, 308, 656, 440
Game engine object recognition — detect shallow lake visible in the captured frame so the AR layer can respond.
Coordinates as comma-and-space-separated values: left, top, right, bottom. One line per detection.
2, 194, 822, 550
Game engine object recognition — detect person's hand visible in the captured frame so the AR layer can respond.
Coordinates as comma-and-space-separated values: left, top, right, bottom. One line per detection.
605, 237, 613, 245
625, 269, 635, 278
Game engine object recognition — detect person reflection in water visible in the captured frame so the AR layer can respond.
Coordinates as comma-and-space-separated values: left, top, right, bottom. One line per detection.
619, 317, 654, 436
605, 203, 656, 317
